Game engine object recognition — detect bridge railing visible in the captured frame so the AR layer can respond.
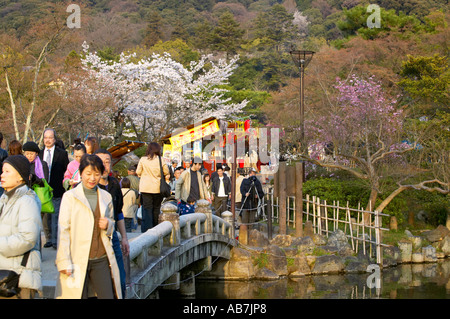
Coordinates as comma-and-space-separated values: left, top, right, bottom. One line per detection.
127, 199, 234, 274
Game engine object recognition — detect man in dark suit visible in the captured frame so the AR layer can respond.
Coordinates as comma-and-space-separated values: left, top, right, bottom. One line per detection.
168, 159, 178, 182
39, 128, 69, 249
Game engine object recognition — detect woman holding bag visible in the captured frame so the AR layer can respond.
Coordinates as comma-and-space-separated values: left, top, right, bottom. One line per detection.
22, 141, 53, 245
55, 154, 122, 299
0, 155, 42, 299
136, 142, 170, 232
22, 141, 49, 183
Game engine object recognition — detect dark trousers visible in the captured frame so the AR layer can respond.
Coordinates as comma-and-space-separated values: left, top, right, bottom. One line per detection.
41, 212, 52, 243
112, 231, 126, 297
141, 193, 164, 232
213, 196, 228, 216
51, 197, 62, 246
241, 209, 256, 230
124, 218, 134, 232
81, 256, 115, 299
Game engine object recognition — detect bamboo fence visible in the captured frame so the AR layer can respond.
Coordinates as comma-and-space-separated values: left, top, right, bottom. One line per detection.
266, 188, 390, 264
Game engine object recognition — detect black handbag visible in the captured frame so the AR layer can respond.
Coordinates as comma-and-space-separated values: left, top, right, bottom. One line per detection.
0, 251, 31, 297
158, 156, 171, 198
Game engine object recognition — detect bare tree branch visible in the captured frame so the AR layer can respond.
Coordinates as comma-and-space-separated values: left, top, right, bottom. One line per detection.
375, 179, 449, 212
299, 154, 369, 180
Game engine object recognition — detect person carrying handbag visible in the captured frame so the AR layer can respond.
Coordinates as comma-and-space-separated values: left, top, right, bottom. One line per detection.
136, 142, 170, 232
0, 155, 42, 299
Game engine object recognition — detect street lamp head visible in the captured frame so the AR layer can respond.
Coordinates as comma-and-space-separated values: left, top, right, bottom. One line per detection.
289, 50, 315, 69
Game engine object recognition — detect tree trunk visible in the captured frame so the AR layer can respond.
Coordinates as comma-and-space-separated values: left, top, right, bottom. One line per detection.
5, 71, 20, 140
364, 188, 378, 225
408, 211, 415, 227
113, 112, 125, 144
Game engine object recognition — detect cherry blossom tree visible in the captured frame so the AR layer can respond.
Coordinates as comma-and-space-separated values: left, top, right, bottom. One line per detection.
296, 75, 448, 220
80, 42, 247, 142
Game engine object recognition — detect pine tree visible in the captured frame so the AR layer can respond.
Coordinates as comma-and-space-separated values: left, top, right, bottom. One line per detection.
193, 20, 213, 50
253, 4, 296, 52
209, 11, 245, 59
143, 11, 163, 47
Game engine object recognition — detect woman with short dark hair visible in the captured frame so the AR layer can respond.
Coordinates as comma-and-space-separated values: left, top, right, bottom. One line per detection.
55, 154, 122, 299
63, 143, 86, 190
136, 142, 170, 232
0, 155, 42, 299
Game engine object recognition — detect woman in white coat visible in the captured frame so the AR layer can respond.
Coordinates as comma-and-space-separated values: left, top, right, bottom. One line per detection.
0, 155, 42, 299
55, 154, 122, 299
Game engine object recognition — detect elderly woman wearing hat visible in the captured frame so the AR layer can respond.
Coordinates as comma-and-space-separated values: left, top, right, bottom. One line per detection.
0, 155, 43, 298
23, 141, 52, 248
22, 141, 49, 184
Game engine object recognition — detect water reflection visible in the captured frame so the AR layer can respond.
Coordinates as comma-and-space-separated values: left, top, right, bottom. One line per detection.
194, 259, 450, 299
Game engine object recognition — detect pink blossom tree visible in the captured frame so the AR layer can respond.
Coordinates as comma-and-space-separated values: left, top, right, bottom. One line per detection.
298, 75, 448, 220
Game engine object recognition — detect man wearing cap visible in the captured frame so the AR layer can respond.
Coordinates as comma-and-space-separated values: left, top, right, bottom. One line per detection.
39, 128, 69, 249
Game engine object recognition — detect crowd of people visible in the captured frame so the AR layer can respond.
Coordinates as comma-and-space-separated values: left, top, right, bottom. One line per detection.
0, 130, 265, 299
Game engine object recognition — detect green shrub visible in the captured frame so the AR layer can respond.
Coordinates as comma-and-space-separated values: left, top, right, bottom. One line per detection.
303, 177, 370, 209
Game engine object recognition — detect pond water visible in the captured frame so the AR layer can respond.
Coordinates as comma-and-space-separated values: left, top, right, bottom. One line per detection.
188, 259, 450, 299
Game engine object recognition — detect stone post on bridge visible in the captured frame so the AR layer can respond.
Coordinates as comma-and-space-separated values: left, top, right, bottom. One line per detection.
196, 199, 213, 233
221, 210, 233, 225
159, 202, 180, 246
221, 211, 233, 237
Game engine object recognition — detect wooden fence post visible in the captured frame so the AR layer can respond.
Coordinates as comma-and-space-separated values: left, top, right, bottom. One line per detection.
312, 195, 316, 233
295, 162, 303, 237
346, 205, 355, 251
279, 162, 287, 235
266, 196, 272, 240
375, 210, 383, 265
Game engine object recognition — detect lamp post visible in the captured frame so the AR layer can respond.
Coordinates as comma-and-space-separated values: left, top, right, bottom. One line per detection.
289, 50, 314, 182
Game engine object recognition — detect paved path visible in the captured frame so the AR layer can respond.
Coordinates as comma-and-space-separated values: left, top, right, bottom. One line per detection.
40, 228, 142, 299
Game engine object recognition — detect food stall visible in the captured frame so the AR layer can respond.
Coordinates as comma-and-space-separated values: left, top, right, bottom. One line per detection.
160, 117, 262, 175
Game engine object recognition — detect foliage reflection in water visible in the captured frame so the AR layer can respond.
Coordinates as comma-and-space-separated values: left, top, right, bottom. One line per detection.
191, 259, 450, 299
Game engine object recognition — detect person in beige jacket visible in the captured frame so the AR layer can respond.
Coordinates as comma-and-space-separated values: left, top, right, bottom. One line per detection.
55, 154, 122, 299
136, 142, 170, 232
121, 177, 138, 232
175, 157, 211, 215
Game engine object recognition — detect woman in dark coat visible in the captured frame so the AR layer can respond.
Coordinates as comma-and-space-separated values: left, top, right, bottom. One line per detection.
22, 141, 49, 185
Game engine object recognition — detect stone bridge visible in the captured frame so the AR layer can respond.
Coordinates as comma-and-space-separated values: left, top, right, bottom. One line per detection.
124, 199, 237, 299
